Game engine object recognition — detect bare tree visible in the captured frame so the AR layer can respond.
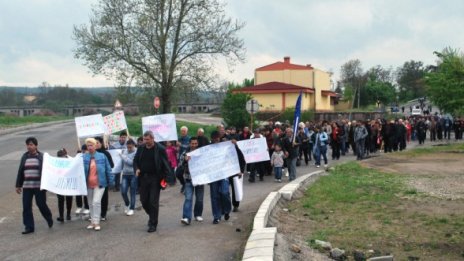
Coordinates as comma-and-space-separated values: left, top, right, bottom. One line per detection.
340, 59, 366, 109
73, 0, 245, 113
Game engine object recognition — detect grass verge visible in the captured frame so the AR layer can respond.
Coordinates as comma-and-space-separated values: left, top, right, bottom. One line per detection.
125, 116, 217, 138
0, 115, 71, 128
290, 161, 464, 260
395, 143, 464, 157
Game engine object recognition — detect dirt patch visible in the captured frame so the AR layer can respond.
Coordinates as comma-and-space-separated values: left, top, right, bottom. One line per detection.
362, 153, 464, 200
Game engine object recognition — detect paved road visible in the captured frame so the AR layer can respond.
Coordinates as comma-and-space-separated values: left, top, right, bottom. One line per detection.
0, 120, 331, 261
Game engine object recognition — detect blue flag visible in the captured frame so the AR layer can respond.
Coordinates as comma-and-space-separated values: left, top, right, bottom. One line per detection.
292, 91, 302, 143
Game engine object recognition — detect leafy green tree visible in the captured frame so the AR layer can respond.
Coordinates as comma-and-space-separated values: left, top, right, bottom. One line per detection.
362, 66, 396, 106
426, 48, 464, 115
221, 86, 251, 129
73, 0, 245, 113
396, 60, 426, 102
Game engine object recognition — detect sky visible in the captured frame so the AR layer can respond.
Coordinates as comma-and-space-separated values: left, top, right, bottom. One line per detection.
0, 0, 463, 88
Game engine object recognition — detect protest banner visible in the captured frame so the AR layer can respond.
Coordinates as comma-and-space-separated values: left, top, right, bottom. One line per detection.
40, 153, 87, 196
141, 113, 177, 142
233, 176, 243, 201
236, 137, 270, 163
75, 114, 106, 138
107, 149, 123, 173
188, 141, 241, 186
103, 111, 128, 135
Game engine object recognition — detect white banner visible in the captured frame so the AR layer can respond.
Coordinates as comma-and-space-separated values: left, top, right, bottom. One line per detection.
188, 141, 241, 186
142, 114, 178, 142
107, 149, 123, 173
75, 114, 106, 138
237, 138, 270, 163
233, 176, 243, 202
103, 111, 128, 135
40, 153, 87, 196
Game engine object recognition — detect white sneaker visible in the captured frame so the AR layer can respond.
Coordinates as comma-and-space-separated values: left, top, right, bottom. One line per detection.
75, 208, 82, 214
124, 206, 129, 214
195, 216, 204, 222
83, 209, 90, 215
126, 210, 134, 216
278, 179, 282, 183
181, 218, 190, 225
316, 165, 320, 168
324, 164, 328, 168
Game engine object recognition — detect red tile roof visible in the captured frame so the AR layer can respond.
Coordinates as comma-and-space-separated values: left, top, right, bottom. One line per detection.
233, 81, 314, 94
321, 90, 338, 97
256, 57, 313, 71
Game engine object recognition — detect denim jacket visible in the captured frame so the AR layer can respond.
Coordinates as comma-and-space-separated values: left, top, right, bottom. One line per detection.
83, 152, 114, 188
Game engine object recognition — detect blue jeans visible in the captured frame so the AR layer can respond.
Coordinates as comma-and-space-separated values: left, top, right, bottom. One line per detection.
286, 158, 297, 181
340, 139, 346, 155
182, 181, 204, 221
121, 175, 137, 210
274, 167, 282, 180
210, 179, 231, 220
314, 146, 328, 166
22, 188, 53, 231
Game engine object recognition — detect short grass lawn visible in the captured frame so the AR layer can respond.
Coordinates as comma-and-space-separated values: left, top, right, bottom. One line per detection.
0, 115, 70, 128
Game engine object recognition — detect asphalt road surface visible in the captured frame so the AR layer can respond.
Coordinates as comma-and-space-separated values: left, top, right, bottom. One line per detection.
0, 120, 341, 261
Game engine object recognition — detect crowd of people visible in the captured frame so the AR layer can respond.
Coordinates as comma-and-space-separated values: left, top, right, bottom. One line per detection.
14, 114, 463, 234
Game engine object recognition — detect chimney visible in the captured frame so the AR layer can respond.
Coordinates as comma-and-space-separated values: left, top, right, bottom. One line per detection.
306, 64, 312, 68
283, 56, 290, 64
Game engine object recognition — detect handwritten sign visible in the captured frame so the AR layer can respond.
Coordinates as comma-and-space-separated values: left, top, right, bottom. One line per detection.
103, 111, 128, 134
41, 153, 87, 196
188, 141, 240, 186
75, 114, 106, 138
142, 114, 177, 142
236, 138, 270, 163
107, 149, 123, 173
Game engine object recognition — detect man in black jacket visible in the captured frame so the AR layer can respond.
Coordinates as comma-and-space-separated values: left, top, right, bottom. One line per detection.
15, 137, 53, 234
134, 131, 170, 232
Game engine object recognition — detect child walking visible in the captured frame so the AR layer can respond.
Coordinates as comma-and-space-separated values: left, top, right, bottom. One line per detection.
271, 144, 285, 182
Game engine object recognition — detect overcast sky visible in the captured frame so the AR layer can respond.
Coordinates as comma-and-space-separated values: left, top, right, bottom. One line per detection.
0, 0, 463, 88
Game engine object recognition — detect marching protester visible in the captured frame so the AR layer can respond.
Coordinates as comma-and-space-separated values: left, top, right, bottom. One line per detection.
134, 131, 171, 233
177, 126, 190, 193
354, 121, 369, 160
197, 128, 210, 147
271, 143, 285, 182
209, 131, 233, 224
229, 137, 246, 213
83, 138, 114, 231
165, 140, 178, 185
416, 118, 427, 145
109, 131, 128, 192
75, 144, 90, 216
15, 137, 53, 234
282, 128, 301, 181
94, 136, 114, 221
120, 139, 137, 216
312, 125, 329, 168
248, 128, 266, 182
56, 148, 73, 222
180, 137, 204, 225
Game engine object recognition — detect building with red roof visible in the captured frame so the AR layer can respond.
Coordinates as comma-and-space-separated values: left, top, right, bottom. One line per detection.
234, 57, 337, 111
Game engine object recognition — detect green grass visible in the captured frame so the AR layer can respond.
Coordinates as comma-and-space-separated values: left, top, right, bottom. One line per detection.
124, 116, 217, 138
0, 115, 71, 127
291, 161, 464, 260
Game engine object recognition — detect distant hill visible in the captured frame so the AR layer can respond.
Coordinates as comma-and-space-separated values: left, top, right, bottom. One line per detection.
0, 86, 114, 95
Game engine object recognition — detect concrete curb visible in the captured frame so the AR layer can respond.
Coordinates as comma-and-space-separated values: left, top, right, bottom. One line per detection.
242, 170, 325, 261
0, 120, 73, 136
